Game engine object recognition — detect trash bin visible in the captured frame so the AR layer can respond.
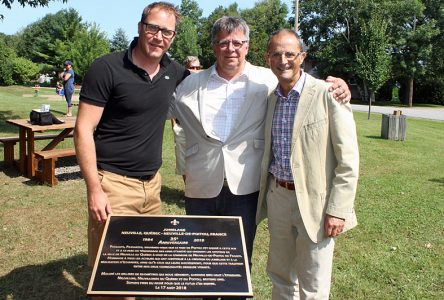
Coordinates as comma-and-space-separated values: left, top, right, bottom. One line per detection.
381, 110, 407, 141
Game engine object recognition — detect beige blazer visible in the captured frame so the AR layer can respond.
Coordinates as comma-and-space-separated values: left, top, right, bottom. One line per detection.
174, 63, 277, 198
256, 74, 359, 243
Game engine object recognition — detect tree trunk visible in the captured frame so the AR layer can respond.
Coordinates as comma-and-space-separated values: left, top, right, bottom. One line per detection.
365, 83, 372, 120
408, 77, 414, 107
370, 90, 375, 103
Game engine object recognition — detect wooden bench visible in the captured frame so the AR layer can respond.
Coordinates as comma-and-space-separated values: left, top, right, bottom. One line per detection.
0, 133, 74, 167
34, 148, 76, 186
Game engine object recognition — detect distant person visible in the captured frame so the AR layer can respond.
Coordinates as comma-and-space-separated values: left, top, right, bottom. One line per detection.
256, 29, 360, 299
34, 84, 40, 97
183, 55, 201, 72
62, 60, 75, 116
171, 55, 202, 181
55, 81, 64, 96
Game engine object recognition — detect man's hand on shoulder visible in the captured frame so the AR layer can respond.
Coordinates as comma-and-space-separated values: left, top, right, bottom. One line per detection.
326, 76, 351, 103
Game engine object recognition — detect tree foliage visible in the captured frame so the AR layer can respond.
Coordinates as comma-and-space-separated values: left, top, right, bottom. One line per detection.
169, 17, 200, 64
0, 37, 39, 85
416, 0, 444, 104
109, 28, 130, 53
1, 0, 67, 19
168, 0, 202, 65
299, 0, 442, 105
242, 0, 290, 67
179, 0, 202, 27
5, 8, 109, 85
355, 13, 391, 118
389, 0, 440, 105
56, 23, 110, 82
16, 8, 85, 66
355, 13, 391, 100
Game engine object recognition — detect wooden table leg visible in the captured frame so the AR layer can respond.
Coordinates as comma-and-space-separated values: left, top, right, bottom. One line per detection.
18, 127, 27, 176
27, 130, 35, 178
42, 128, 74, 150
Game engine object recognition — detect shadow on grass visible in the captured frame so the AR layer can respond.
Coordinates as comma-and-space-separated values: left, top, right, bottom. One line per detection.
0, 254, 90, 300
365, 135, 385, 140
1, 157, 82, 186
429, 178, 444, 186
1, 163, 22, 179
0, 110, 23, 135
161, 185, 185, 209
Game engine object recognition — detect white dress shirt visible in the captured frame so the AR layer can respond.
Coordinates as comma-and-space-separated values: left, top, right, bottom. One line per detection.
203, 64, 250, 142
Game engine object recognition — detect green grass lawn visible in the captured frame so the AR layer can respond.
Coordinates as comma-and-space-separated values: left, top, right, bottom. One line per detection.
0, 86, 443, 299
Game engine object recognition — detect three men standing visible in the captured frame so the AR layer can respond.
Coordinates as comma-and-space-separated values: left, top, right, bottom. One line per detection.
75, 2, 357, 299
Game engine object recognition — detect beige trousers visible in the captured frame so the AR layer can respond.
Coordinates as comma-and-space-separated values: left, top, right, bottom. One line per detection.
266, 177, 335, 300
87, 170, 162, 267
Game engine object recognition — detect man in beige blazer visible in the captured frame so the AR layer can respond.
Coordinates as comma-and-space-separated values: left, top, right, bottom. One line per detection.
256, 29, 359, 299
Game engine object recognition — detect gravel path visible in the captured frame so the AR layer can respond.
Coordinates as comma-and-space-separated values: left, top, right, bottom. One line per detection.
54, 157, 82, 182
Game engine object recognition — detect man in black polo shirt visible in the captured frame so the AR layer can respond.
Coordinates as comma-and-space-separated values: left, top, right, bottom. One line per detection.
74, 1, 189, 277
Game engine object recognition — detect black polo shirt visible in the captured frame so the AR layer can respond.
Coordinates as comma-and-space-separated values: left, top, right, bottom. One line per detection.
80, 38, 189, 177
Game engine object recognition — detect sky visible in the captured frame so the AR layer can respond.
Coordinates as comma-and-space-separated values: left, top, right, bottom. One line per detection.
1, 0, 293, 39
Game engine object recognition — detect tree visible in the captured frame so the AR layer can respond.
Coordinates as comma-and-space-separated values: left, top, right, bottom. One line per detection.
389, 0, 439, 106
299, 0, 441, 105
169, 17, 200, 64
179, 0, 202, 26
56, 23, 110, 82
241, 0, 290, 66
1, 0, 67, 19
416, 0, 444, 105
13, 8, 109, 83
168, 0, 202, 64
355, 13, 391, 119
16, 8, 85, 66
11, 56, 40, 85
109, 28, 129, 53
0, 38, 39, 85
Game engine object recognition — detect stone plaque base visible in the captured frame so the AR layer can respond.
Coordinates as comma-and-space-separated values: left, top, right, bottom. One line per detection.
87, 215, 253, 297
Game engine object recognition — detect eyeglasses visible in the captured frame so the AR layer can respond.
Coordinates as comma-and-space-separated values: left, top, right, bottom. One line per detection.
142, 22, 176, 39
269, 51, 304, 61
188, 66, 201, 70
215, 39, 249, 50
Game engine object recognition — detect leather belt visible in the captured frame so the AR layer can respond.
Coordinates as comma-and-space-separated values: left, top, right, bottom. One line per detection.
275, 178, 295, 190
128, 174, 155, 181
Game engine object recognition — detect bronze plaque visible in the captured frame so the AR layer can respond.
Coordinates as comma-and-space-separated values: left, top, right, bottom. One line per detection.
87, 215, 253, 297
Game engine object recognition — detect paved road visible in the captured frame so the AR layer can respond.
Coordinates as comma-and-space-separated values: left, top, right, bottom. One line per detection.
351, 104, 444, 121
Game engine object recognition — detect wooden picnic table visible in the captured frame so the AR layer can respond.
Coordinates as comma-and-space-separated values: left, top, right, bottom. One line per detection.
6, 117, 76, 178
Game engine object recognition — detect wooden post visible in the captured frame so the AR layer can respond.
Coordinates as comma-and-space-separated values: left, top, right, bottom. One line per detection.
381, 113, 407, 141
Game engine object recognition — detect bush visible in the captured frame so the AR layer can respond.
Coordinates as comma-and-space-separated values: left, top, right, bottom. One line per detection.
0, 39, 39, 86
414, 77, 444, 105
11, 57, 40, 85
